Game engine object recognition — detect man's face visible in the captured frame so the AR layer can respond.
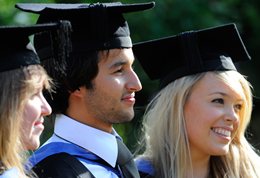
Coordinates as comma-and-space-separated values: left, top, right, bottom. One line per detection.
81, 48, 142, 131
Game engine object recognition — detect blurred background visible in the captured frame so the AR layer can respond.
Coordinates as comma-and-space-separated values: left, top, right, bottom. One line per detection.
1, 0, 260, 152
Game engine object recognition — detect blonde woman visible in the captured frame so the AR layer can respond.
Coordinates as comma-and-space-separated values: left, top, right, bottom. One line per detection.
133, 23, 260, 178
0, 21, 71, 177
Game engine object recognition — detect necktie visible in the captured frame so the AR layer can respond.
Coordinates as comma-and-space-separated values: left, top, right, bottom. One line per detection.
116, 139, 140, 178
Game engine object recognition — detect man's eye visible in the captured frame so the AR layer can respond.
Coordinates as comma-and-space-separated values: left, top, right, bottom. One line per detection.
212, 98, 224, 104
114, 68, 123, 73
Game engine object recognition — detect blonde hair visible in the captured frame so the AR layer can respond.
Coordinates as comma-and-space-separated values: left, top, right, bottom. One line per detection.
0, 65, 51, 177
138, 70, 260, 178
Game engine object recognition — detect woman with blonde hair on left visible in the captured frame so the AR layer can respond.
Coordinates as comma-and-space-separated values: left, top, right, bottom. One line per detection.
0, 21, 71, 178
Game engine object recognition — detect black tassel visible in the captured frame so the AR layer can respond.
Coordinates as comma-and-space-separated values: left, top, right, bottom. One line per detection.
50, 20, 72, 78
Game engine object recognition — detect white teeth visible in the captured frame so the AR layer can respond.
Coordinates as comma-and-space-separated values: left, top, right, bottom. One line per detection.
212, 128, 231, 137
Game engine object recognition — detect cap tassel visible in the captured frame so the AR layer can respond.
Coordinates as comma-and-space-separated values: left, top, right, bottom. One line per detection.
49, 20, 72, 78
179, 31, 202, 74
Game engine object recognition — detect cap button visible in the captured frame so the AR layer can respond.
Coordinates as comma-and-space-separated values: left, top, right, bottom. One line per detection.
104, 42, 110, 48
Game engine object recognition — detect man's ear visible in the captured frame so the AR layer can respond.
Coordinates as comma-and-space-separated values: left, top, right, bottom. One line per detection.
70, 87, 84, 98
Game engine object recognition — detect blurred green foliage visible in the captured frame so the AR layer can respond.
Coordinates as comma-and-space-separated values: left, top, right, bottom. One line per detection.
1, 0, 260, 151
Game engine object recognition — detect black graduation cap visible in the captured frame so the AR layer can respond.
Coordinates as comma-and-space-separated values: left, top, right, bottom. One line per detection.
133, 23, 251, 89
15, 2, 155, 60
0, 21, 72, 73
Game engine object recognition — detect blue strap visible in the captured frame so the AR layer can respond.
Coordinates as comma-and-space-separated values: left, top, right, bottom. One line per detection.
135, 158, 154, 176
28, 142, 120, 176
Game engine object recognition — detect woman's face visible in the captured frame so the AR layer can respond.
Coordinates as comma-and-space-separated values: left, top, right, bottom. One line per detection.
21, 84, 52, 150
184, 72, 245, 160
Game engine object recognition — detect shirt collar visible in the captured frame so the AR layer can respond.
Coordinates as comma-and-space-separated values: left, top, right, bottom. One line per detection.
54, 114, 119, 167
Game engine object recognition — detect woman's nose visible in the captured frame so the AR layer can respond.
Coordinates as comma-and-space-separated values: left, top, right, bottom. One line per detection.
224, 106, 239, 123
41, 95, 52, 116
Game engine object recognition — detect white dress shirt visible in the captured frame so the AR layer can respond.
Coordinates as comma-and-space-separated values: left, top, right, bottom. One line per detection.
44, 114, 121, 178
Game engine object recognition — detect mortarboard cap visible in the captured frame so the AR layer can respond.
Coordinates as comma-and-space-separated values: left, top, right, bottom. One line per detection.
15, 2, 155, 60
133, 23, 251, 89
0, 21, 72, 73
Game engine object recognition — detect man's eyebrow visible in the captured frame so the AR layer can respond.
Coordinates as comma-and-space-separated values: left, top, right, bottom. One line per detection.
109, 60, 127, 69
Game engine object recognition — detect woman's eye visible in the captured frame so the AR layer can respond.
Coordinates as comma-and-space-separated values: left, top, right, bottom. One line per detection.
234, 104, 242, 111
30, 89, 42, 99
31, 92, 39, 99
212, 98, 224, 104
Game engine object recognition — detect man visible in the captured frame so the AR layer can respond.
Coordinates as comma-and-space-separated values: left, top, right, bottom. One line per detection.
16, 2, 154, 178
